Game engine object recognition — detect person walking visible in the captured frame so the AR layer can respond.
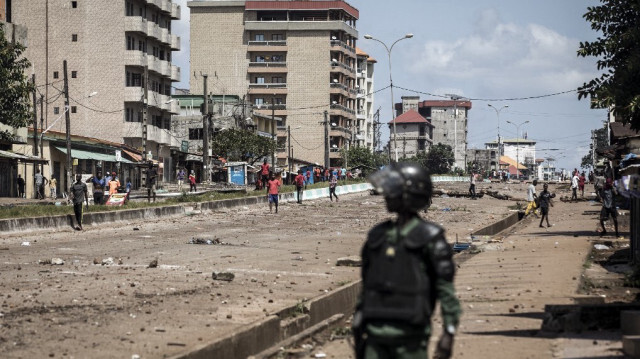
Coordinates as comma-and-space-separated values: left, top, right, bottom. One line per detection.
145, 162, 158, 203
177, 168, 186, 192
341, 167, 347, 181
599, 178, 619, 237
525, 179, 539, 217
538, 183, 555, 228
329, 174, 339, 202
16, 174, 25, 198
266, 172, 281, 214
579, 172, 586, 197
69, 174, 89, 231
49, 177, 57, 199
468, 172, 477, 199
189, 170, 197, 192
571, 171, 579, 201
34, 169, 47, 199
260, 159, 270, 191
87, 171, 105, 205
294, 170, 305, 204
353, 162, 461, 359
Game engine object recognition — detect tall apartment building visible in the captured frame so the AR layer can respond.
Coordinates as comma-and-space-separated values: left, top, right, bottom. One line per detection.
355, 47, 375, 149
188, 0, 359, 168
11, 0, 182, 163
398, 96, 472, 170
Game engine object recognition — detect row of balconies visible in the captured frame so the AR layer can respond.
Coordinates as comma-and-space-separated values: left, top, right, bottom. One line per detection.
123, 122, 179, 147
330, 39, 355, 55
124, 16, 180, 50
125, 50, 180, 81
145, 0, 181, 20
123, 87, 180, 114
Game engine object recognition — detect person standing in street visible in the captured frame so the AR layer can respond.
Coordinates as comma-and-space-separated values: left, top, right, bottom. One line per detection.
539, 183, 555, 228
108, 172, 120, 197
468, 172, 477, 199
177, 167, 186, 192
145, 162, 158, 203
571, 171, 579, 201
189, 170, 197, 192
87, 171, 105, 205
579, 172, 586, 197
525, 179, 539, 217
599, 178, 619, 237
353, 163, 461, 359
70, 174, 89, 231
260, 159, 270, 191
341, 167, 347, 181
329, 174, 339, 202
17, 174, 25, 198
266, 172, 281, 214
49, 177, 57, 199
34, 169, 47, 199
294, 170, 305, 204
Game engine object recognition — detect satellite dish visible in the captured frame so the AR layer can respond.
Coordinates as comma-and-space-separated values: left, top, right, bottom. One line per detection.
331, 122, 337, 126
331, 36, 337, 40
333, 79, 338, 83
332, 59, 338, 62
332, 144, 337, 148
332, 101, 337, 105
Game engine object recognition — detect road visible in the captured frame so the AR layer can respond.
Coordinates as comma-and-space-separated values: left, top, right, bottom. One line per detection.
0, 182, 590, 359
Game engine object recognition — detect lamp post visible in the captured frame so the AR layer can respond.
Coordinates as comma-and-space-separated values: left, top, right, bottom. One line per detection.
487, 104, 509, 157
288, 125, 301, 183
363, 33, 413, 162
506, 120, 529, 180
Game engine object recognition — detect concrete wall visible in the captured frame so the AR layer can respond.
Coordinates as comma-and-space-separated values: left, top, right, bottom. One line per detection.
430, 106, 468, 170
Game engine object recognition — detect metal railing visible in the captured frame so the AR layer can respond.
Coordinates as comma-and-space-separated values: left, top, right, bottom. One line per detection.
330, 39, 355, 53
248, 40, 287, 46
330, 61, 355, 73
248, 83, 287, 88
330, 103, 355, 115
249, 61, 287, 67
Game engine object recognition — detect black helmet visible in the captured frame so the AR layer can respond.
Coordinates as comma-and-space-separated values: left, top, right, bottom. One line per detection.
369, 162, 433, 213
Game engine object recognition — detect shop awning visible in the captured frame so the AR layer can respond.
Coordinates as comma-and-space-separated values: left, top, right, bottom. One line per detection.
54, 146, 134, 164
122, 149, 142, 162
0, 150, 49, 163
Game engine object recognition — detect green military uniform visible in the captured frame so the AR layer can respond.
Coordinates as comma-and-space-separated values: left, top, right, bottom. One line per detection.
358, 216, 461, 359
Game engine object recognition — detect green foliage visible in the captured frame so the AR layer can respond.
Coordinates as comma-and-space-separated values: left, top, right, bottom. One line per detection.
0, 23, 34, 141
577, 0, 640, 130
407, 143, 455, 175
210, 128, 276, 165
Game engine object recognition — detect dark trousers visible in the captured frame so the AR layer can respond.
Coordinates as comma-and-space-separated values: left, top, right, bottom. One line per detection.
296, 186, 303, 203
18, 186, 24, 198
469, 184, 476, 198
571, 187, 577, 200
329, 187, 338, 201
93, 191, 103, 205
190, 183, 197, 192
73, 202, 83, 227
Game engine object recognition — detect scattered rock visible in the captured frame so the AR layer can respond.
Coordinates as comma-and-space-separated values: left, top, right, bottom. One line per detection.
148, 259, 158, 268
93, 258, 100, 265
212, 272, 234, 281
102, 257, 115, 266
51, 258, 65, 265
21, 241, 30, 246
336, 256, 362, 267
133, 227, 139, 231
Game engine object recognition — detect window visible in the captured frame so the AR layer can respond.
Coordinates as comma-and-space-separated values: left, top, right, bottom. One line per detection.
273, 97, 283, 105
71, 106, 77, 113
72, 34, 78, 42
54, 107, 60, 114
254, 98, 264, 106
126, 36, 134, 50
125, 108, 133, 122
272, 34, 284, 41
256, 56, 265, 63
71, 1, 77, 8
255, 77, 265, 84
159, 49, 165, 61
418, 140, 426, 151
272, 76, 283, 83
126, 1, 134, 16
53, 71, 59, 79
255, 34, 264, 41
132, 73, 142, 87
188, 128, 203, 140
71, 71, 77, 78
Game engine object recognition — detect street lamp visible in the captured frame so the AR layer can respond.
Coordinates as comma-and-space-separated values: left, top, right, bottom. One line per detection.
506, 120, 529, 180
487, 104, 509, 157
288, 125, 301, 182
363, 33, 413, 162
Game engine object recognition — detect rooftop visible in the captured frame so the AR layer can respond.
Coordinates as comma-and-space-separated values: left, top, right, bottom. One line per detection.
388, 109, 433, 126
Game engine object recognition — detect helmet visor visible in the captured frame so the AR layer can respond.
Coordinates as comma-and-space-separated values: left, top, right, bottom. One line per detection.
368, 166, 404, 199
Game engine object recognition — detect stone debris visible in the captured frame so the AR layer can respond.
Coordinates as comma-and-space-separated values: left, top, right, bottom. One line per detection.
102, 257, 115, 266
188, 237, 222, 245
21, 241, 30, 246
212, 272, 235, 281
594, 244, 610, 250
148, 258, 158, 268
336, 256, 362, 267
39, 258, 64, 265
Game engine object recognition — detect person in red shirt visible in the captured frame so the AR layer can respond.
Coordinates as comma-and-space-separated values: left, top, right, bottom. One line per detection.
260, 159, 270, 191
266, 172, 281, 214
294, 170, 305, 204
579, 172, 586, 197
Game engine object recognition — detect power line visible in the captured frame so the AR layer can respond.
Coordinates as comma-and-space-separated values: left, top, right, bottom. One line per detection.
393, 85, 578, 102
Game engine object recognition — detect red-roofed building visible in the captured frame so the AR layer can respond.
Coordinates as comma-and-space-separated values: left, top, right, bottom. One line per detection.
388, 110, 433, 158
396, 96, 472, 170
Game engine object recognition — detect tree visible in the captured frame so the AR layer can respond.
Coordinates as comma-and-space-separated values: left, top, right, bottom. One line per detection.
409, 144, 455, 175
577, 0, 640, 130
210, 128, 276, 165
0, 23, 34, 142
341, 146, 374, 168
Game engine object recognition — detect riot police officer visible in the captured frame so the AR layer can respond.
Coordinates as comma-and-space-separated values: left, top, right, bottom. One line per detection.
353, 162, 461, 359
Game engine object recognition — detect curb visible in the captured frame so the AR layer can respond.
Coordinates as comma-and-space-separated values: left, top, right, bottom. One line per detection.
171, 281, 362, 359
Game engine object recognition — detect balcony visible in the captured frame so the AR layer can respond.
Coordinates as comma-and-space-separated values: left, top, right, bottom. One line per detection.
146, 0, 162, 10
159, 60, 171, 77
124, 50, 145, 67
245, 21, 358, 38
248, 83, 288, 95
170, 34, 180, 51
330, 82, 349, 96
160, 27, 170, 45
357, 109, 366, 120
330, 126, 352, 138
247, 40, 287, 52
248, 61, 287, 73
124, 122, 175, 147
330, 39, 355, 55
254, 103, 287, 117
171, 2, 181, 20
160, 0, 171, 13
330, 61, 355, 78
147, 55, 161, 74
356, 88, 366, 98
171, 65, 180, 82
124, 16, 147, 34
124, 87, 143, 103
329, 103, 355, 116
147, 21, 161, 41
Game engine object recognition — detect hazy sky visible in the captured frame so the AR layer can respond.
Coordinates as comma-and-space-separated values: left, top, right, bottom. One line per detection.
172, 0, 608, 171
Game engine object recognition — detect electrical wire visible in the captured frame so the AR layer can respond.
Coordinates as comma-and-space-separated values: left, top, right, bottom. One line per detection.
392, 85, 578, 102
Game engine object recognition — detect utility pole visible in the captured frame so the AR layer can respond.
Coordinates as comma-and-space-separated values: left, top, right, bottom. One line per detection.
372, 108, 380, 151
271, 99, 276, 167
202, 74, 209, 183
143, 64, 148, 160
63, 60, 72, 190
324, 110, 329, 169
287, 125, 291, 183
40, 94, 44, 173
32, 74, 38, 157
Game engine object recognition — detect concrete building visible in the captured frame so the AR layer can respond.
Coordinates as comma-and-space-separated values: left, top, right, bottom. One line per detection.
188, 0, 359, 168
397, 96, 472, 170
10, 0, 182, 182
388, 110, 433, 159
355, 47, 375, 149
486, 138, 536, 175
466, 148, 496, 175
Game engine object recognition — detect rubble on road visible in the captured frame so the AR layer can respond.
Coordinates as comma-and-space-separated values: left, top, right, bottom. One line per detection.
148, 258, 158, 268
188, 237, 222, 245
336, 256, 362, 267
212, 271, 235, 281
38, 258, 64, 265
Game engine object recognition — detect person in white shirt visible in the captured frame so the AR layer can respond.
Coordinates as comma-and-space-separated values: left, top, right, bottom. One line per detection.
571, 171, 579, 201
525, 180, 539, 217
